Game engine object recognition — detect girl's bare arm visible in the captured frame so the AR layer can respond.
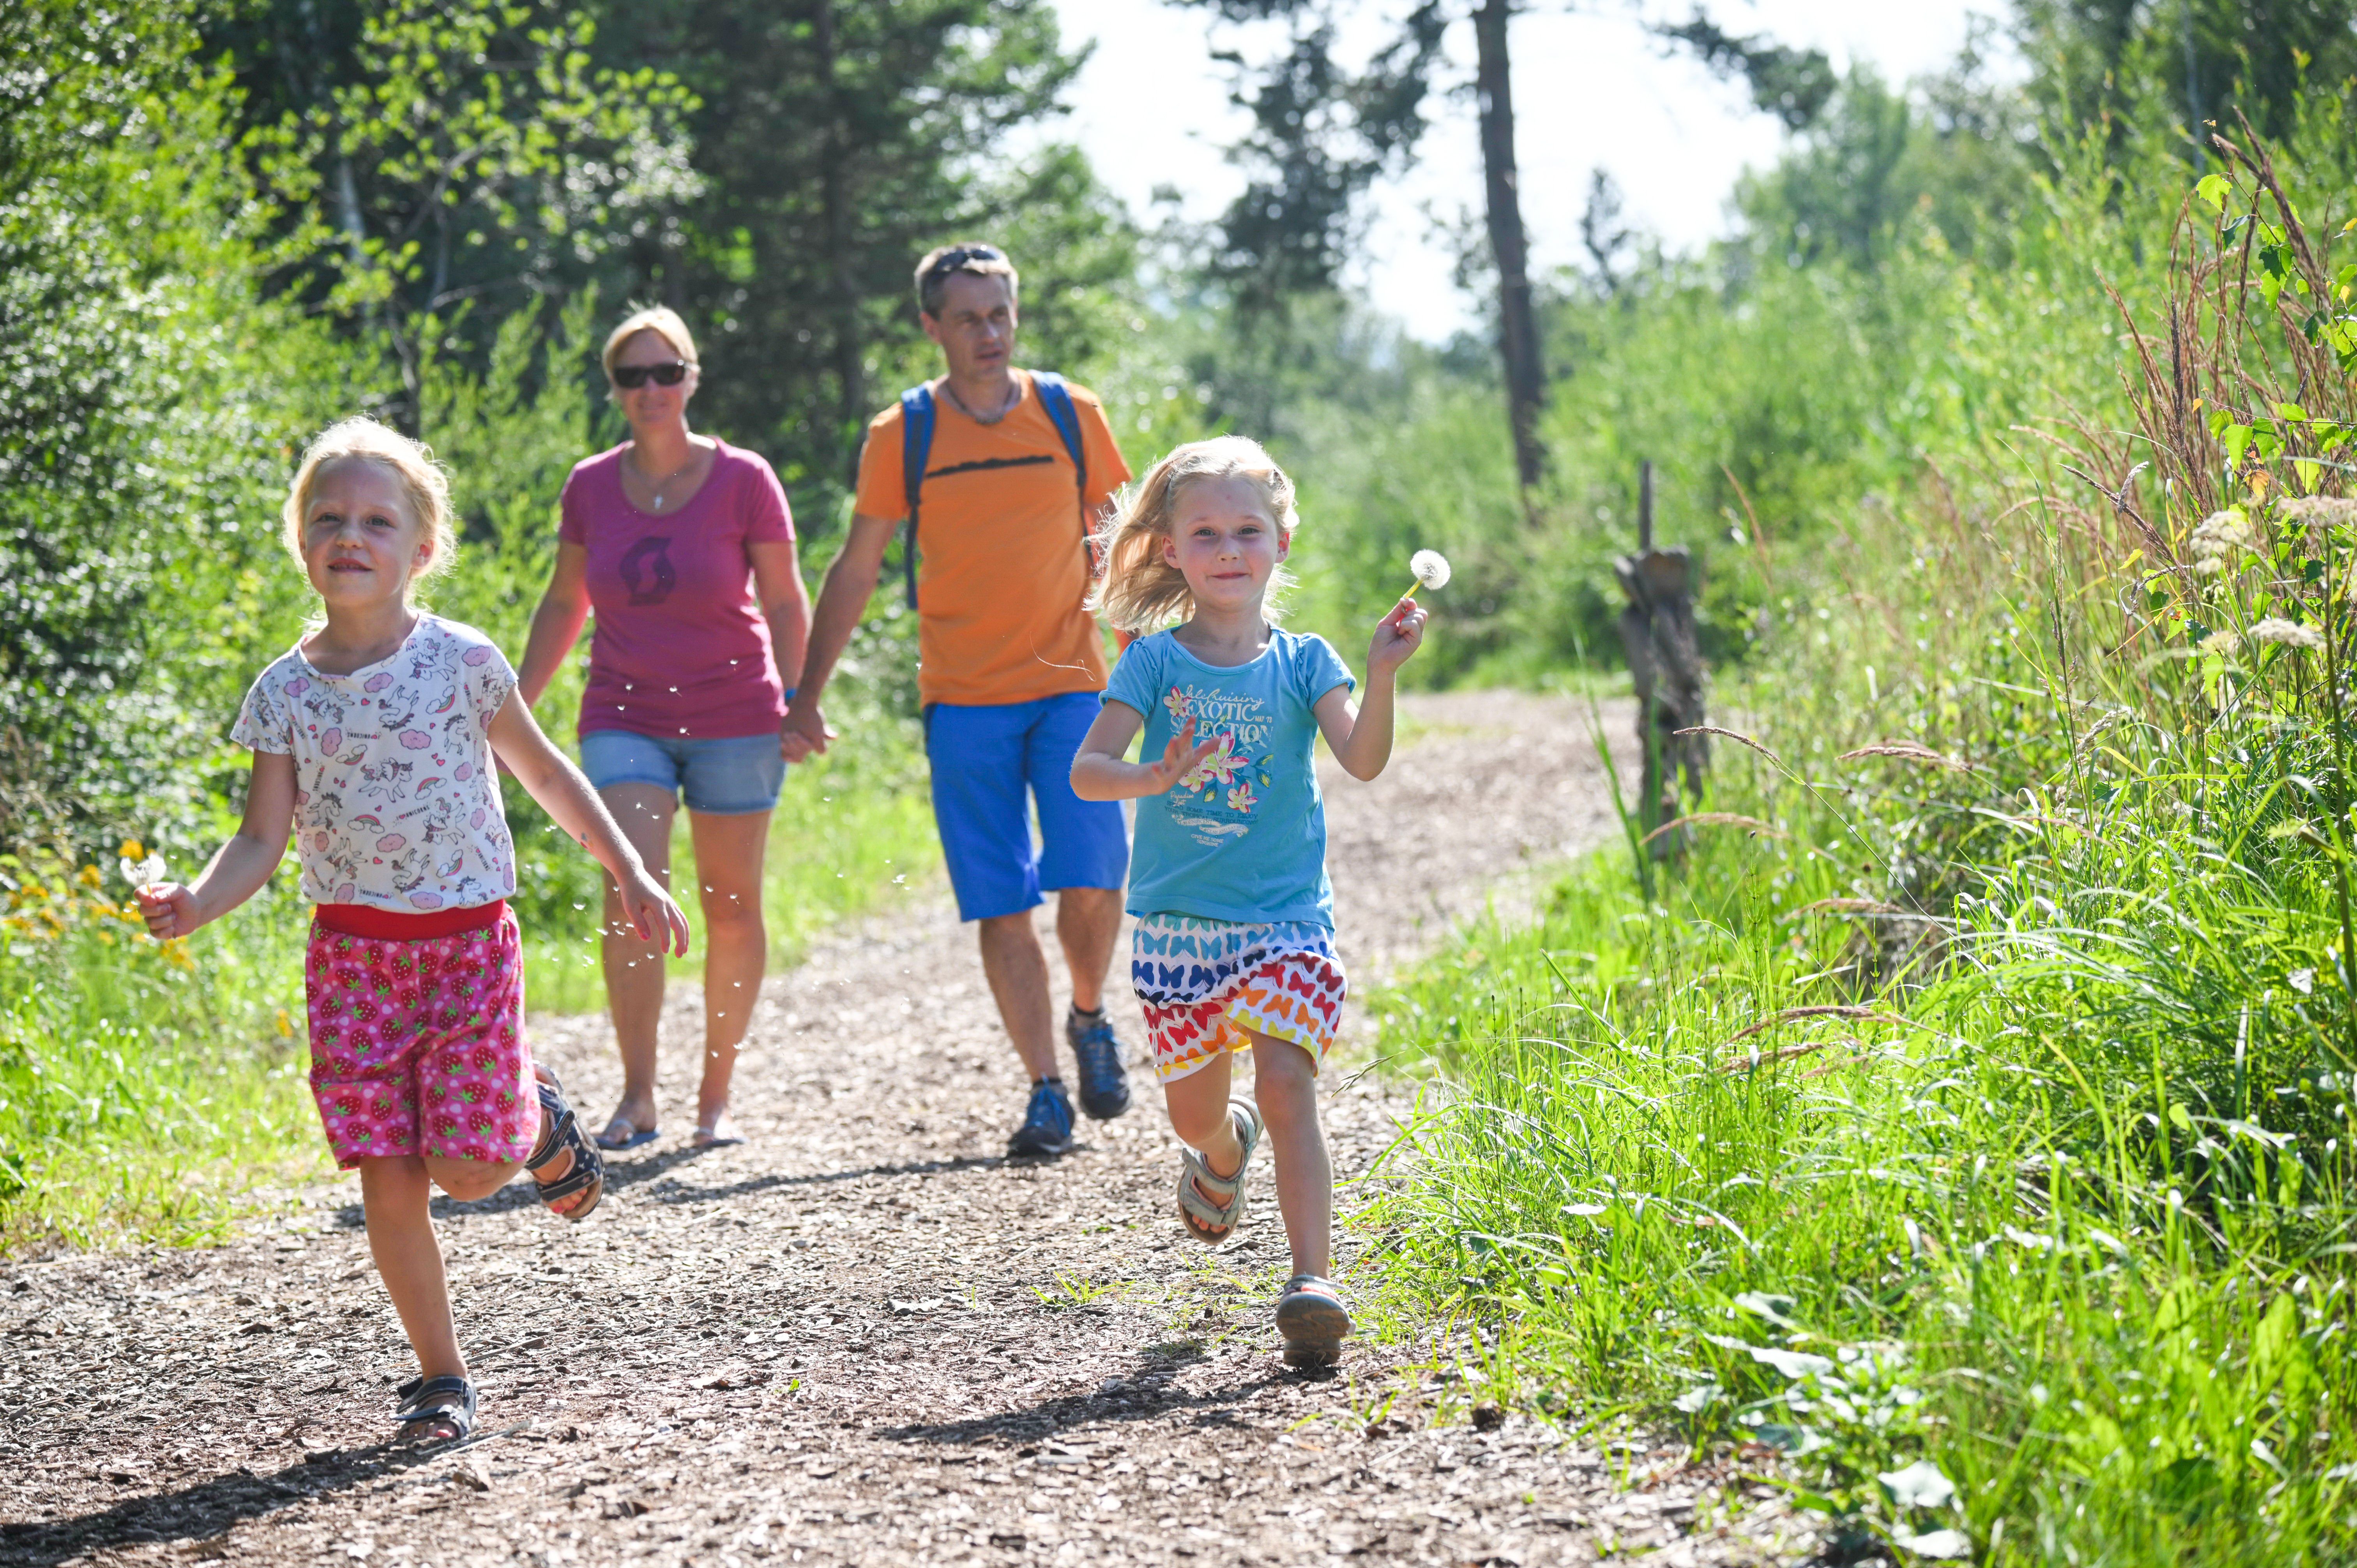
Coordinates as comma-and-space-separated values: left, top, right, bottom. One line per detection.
136, 751, 299, 938
486, 692, 692, 954
1070, 701, 1220, 802
1316, 598, 1428, 781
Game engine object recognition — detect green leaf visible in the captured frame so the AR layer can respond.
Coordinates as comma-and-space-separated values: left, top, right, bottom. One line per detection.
2195, 173, 2232, 212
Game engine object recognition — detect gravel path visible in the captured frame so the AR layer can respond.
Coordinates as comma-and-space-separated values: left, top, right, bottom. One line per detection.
1, 692, 1800, 1567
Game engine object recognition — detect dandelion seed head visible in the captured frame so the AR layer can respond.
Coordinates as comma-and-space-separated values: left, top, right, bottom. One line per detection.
1410, 549, 1452, 591
120, 853, 166, 889
2250, 617, 2324, 650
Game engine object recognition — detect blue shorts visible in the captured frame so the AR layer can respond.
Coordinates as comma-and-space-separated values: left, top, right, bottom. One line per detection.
925, 692, 1130, 922
578, 728, 785, 816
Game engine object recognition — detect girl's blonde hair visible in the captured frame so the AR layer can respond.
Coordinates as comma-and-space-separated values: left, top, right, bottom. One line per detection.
601, 304, 699, 380
280, 417, 458, 588
1092, 436, 1300, 633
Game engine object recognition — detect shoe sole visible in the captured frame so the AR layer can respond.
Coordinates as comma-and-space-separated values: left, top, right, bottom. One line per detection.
1276, 1294, 1352, 1367
1078, 1088, 1131, 1121
1007, 1132, 1074, 1157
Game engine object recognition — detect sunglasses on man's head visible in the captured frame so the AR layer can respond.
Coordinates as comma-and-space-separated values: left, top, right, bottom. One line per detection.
612, 360, 691, 389
924, 244, 1003, 277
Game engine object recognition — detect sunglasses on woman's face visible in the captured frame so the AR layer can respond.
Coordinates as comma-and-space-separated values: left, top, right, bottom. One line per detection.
612, 360, 691, 390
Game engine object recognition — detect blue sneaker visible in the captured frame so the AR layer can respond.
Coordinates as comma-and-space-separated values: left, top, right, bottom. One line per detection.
1066, 1009, 1132, 1121
1008, 1077, 1076, 1157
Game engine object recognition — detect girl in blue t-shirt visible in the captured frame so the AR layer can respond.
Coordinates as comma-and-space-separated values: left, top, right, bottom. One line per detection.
1071, 435, 1426, 1367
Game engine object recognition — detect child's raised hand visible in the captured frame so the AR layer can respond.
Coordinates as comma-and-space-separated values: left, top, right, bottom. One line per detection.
135, 883, 201, 941
1370, 594, 1428, 675
616, 864, 693, 957
1140, 719, 1221, 796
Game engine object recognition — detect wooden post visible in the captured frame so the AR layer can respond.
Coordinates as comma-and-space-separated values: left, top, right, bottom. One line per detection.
1616, 461, 1708, 856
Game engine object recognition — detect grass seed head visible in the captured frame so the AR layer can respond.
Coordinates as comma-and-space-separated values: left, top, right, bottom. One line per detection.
2249, 617, 2324, 650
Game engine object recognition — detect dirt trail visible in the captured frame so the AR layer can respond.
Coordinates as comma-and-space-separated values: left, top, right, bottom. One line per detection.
2, 692, 1796, 1567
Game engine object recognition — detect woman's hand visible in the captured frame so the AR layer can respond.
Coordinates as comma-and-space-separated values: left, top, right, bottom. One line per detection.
1138, 719, 1221, 796
134, 883, 203, 941
614, 861, 693, 957
780, 700, 835, 763
1369, 595, 1428, 676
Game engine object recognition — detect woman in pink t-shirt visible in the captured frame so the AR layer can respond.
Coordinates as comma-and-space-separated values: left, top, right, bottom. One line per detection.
518, 306, 811, 1151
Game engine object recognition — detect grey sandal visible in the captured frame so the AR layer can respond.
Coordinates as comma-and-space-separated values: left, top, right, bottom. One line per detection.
1276, 1274, 1353, 1368
392, 1373, 476, 1444
528, 1069, 604, 1220
1177, 1099, 1263, 1244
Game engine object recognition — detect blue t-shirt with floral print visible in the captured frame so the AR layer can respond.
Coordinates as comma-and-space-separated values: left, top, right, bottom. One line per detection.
1103, 627, 1355, 928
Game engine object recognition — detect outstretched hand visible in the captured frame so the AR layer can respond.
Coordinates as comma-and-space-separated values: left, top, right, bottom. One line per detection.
134, 883, 201, 941
1370, 595, 1428, 675
1138, 719, 1221, 796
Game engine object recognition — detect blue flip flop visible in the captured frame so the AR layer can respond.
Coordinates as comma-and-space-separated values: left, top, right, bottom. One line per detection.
595, 1116, 659, 1151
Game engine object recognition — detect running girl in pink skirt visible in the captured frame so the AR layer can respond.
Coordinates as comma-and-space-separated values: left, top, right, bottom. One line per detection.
138, 417, 689, 1444
1070, 435, 1426, 1367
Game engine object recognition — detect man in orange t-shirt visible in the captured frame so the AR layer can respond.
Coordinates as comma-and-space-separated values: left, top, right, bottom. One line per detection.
783, 243, 1135, 1158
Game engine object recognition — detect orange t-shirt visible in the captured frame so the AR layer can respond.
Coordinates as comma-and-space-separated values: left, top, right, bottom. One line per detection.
855, 371, 1132, 708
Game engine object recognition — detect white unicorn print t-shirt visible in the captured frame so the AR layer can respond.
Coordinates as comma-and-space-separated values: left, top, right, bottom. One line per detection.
233, 614, 520, 913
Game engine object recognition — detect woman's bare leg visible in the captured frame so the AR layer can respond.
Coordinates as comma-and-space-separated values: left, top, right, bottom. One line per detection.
598, 782, 677, 1141
685, 807, 773, 1135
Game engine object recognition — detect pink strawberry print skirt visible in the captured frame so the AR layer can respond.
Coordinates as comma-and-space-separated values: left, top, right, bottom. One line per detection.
1131, 914, 1347, 1082
305, 908, 534, 1169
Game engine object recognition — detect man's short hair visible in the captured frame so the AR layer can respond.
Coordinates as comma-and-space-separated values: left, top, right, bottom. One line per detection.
916, 242, 1019, 317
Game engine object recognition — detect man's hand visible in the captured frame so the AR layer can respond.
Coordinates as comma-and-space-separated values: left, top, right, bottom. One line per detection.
1369, 595, 1428, 677
135, 883, 203, 941
781, 701, 836, 764
1137, 720, 1221, 796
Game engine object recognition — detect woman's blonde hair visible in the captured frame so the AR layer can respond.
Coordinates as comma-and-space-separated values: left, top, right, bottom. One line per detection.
1091, 436, 1299, 633
280, 417, 458, 588
601, 304, 699, 381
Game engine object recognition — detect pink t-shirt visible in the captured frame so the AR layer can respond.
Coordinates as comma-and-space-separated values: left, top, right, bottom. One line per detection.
558, 438, 795, 740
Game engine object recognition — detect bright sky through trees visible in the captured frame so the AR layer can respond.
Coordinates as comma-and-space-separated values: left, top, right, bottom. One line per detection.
1044, 0, 2007, 340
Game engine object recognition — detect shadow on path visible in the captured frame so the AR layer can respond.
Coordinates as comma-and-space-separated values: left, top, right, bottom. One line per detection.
0, 1436, 478, 1568
327, 1151, 1014, 1229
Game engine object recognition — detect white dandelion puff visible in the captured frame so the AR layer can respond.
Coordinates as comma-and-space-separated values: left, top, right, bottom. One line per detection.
1409, 549, 1452, 593
2250, 617, 2325, 650
120, 852, 166, 890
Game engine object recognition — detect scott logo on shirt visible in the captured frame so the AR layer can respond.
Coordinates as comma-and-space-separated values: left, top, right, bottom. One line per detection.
619, 537, 677, 606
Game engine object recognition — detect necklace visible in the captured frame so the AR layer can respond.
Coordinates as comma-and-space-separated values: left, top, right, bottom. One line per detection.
942, 377, 1021, 425
630, 442, 701, 509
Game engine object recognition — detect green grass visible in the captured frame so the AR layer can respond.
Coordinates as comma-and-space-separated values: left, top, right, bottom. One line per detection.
1357, 145, 2357, 1559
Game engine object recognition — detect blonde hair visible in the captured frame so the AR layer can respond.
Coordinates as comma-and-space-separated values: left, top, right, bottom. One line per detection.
1091, 436, 1299, 634
601, 305, 699, 381
280, 417, 457, 588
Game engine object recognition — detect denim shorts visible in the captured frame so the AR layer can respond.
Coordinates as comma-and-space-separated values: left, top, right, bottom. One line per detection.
923, 692, 1130, 922
578, 729, 785, 816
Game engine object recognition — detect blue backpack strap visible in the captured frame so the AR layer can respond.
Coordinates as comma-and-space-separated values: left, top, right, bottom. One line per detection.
1028, 370, 1089, 512
899, 383, 936, 611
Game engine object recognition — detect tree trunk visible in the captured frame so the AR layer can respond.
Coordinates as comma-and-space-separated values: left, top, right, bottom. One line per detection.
814, 0, 865, 473
1474, 0, 1546, 496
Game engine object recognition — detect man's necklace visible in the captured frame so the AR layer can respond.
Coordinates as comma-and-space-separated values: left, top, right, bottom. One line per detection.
942, 378, 1021, 425
630, 443, 701, 508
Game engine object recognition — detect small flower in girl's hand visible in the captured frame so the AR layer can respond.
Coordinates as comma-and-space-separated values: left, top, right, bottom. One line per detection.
120, 852, 166, 891
1408, 549, 1451, 596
